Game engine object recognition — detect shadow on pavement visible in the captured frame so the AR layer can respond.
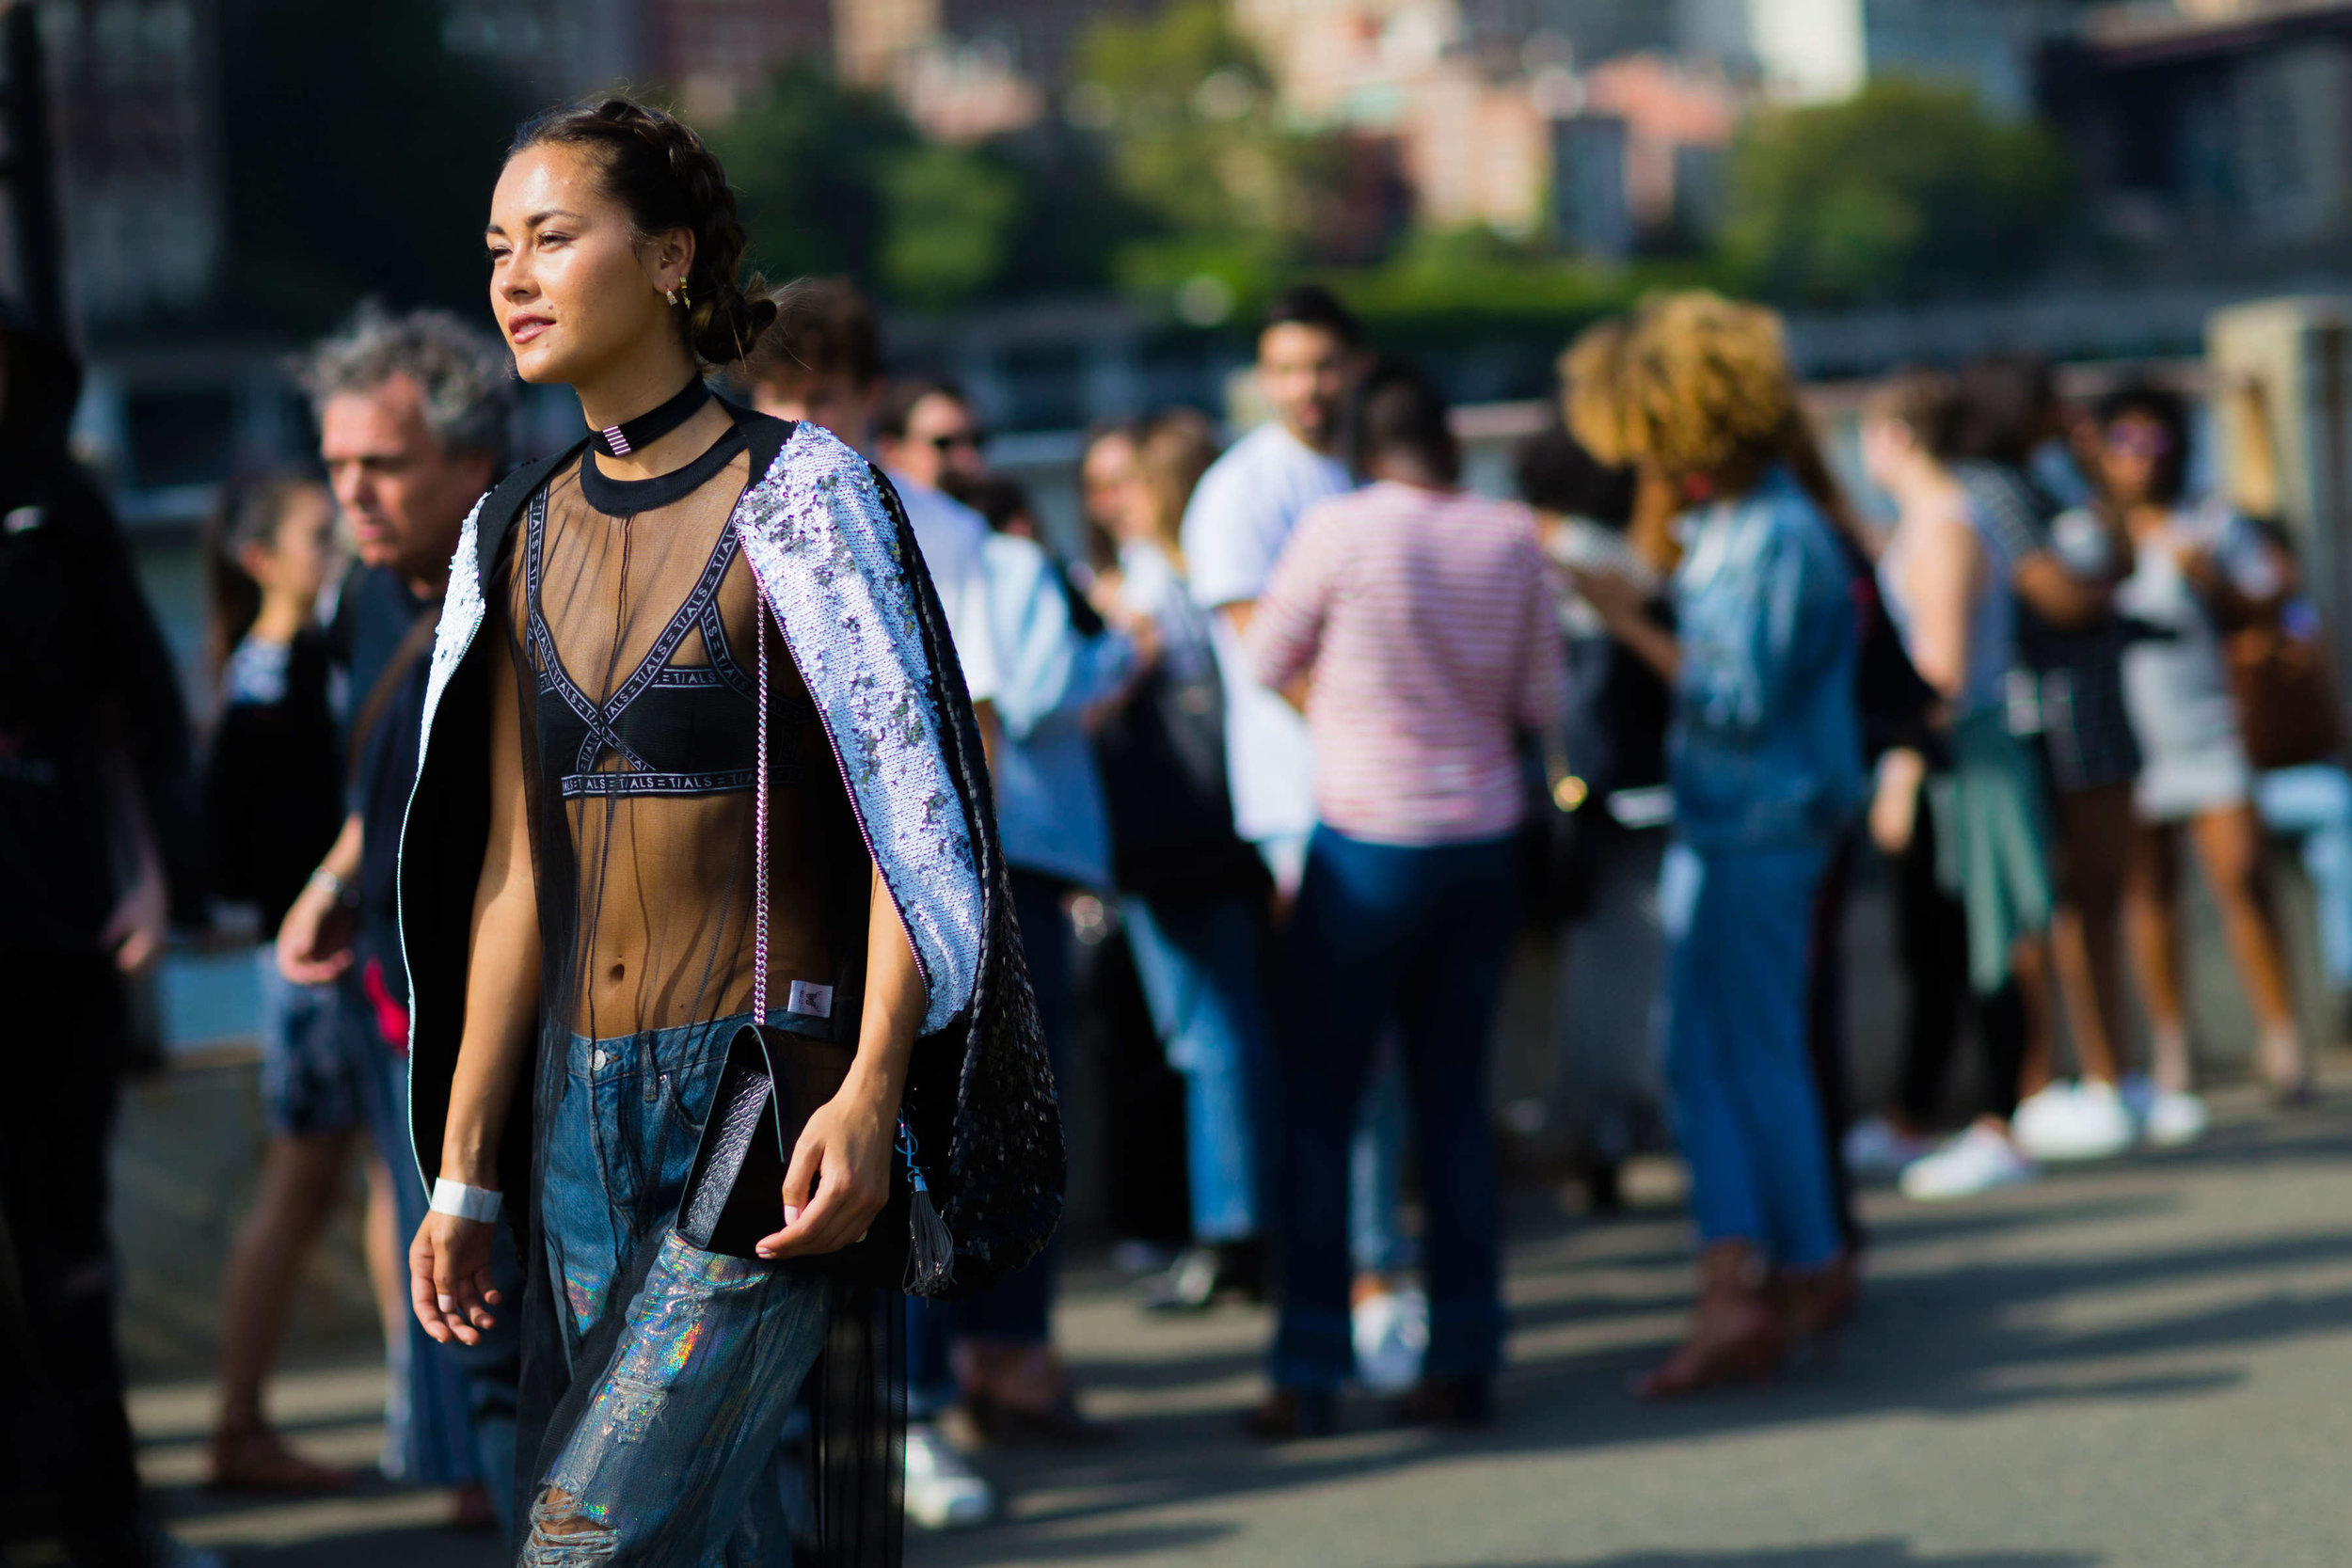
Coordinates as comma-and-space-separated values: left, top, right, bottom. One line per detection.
933, 1107, 2352, 1561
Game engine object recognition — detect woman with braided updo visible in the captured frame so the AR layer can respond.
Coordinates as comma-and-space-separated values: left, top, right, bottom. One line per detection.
396, 99, 1059, 1562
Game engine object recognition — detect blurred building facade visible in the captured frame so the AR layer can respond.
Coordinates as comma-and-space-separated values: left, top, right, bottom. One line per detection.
2051, 0, 2352, 252
1674, 0, 2092, 109
5, 0, 223, 332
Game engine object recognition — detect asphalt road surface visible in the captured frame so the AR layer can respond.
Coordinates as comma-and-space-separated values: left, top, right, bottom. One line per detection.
132, 1082, 2352, 1567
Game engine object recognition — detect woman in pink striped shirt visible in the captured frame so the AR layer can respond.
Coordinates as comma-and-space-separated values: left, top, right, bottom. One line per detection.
1243, 360, 1564, 1437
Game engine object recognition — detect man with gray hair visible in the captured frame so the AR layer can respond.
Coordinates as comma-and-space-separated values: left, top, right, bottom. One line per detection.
272, 303, 516, 1525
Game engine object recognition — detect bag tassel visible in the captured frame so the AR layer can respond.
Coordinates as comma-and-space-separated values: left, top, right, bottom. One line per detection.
900, 1118, 955, 1294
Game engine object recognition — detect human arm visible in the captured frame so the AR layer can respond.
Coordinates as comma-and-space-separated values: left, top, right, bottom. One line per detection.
1517, 531, 1569, 732
1568, 564, 1678, 683
757, 862, 925, 1259
276, 812, 364, 985
1869, 747, 1928, 855
97, 709, 169, 974
1899, 514, 1988, 703
2180, 513, 2289, 628
2011, 552, 2112, 629
410, 647, 540, 1347
1246, 508, 1338, 709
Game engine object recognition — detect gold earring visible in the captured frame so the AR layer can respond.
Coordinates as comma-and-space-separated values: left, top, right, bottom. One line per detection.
665, 284, 680, 306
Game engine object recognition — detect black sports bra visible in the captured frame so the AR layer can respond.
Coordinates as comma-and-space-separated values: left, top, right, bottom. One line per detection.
522, 433, 812, 800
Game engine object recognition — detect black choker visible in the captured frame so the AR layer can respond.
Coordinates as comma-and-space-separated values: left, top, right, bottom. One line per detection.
590, 379, 710, 458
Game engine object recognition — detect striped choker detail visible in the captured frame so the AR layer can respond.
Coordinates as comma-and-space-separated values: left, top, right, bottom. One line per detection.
592, 379, 710, 458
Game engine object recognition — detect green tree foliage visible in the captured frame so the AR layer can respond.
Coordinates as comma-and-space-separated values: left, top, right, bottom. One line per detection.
215, 0, 527, 327
1725, 78, 2074, 306
708, 63, 917, 290
879, 145, 1022, 311
1073, 1, 1339, 305
716, 66, 1125, 310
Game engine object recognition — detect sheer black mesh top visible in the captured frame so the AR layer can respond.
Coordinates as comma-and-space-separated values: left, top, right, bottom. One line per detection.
501, 430, 868, 1044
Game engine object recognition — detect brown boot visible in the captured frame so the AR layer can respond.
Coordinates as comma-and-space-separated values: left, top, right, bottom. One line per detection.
1772, 1251, 1860, 1371
1633, 1241, 1786, 1400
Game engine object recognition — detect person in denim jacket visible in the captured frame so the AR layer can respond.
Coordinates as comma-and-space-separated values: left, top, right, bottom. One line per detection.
1566, 292, 1862, 1398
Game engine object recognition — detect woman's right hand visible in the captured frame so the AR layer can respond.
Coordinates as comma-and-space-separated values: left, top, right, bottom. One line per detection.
410, 1209, 501, 1347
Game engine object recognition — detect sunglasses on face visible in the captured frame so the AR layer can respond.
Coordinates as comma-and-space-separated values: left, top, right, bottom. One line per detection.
926, 430, 988, 453
2104, 424, 2173, 459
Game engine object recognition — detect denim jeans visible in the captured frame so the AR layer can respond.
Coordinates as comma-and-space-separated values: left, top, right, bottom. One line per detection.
2256, 763, 2352, 990
528, 1014, 834, 1565
1270, 828, 1518, 1391
357, 988, 480, 1493
1259, 832, 1411, 1275
1122, 894, 1270, 1243
1658, 841, 1842, 1269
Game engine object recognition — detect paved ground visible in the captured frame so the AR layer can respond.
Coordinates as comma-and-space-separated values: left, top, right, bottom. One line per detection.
124, 1078, 2352, 1568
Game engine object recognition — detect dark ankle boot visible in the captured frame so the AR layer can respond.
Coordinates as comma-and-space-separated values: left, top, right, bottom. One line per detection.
1391, 1374, 1494, 1430
1633, 1241, 1787, 1400
1244, 1386, 1337, 1441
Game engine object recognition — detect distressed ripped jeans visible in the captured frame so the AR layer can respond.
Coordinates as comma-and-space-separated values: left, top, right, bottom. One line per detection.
527, 1017, 834, 1565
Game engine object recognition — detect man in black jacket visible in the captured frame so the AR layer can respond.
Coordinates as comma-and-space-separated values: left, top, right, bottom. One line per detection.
0, 307, 214, 1565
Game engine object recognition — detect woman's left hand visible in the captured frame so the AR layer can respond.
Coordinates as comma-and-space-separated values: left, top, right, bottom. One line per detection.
755, 1083, 894, 1260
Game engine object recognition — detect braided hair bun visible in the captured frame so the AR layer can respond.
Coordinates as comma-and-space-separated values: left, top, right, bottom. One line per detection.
509, 98, 778, 366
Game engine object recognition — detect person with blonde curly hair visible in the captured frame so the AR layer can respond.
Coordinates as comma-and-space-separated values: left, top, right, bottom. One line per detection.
1565, 293, 1864, 1397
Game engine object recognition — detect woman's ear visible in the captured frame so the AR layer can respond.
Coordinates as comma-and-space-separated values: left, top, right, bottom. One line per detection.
236, 538, 277, 586
659, 227, 695, 293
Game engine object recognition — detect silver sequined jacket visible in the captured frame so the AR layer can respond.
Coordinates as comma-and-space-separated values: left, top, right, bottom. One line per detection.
394, 410, 1062, 1293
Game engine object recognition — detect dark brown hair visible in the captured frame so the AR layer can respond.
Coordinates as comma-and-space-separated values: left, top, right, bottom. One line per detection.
1354, 358, 1460, 484
508, 98, 776, 366
742, 277, 882, 393
1866, 368, 1966, 462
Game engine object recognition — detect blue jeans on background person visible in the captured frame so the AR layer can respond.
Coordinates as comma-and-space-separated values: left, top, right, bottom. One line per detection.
2256, 763, 2352, 990
1351, 1047, 1414, 1277
1270, 827, 1518, 1393
1658, 841, 1842, 1269
909, 869, 1073, 1408
1122, 895, 1269, 1244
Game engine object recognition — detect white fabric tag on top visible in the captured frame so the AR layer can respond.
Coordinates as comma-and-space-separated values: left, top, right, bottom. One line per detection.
787, 980, 834, 1019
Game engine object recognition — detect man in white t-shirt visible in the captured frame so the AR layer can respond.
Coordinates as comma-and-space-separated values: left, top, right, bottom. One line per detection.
1181, 287, 1419, 1370
1182, 285, 1362, 894
744, 302, 1000, 732
872, 379, 1002, 721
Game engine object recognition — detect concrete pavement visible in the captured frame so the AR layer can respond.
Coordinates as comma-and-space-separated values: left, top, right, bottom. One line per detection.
122, 1081, 2352, 1566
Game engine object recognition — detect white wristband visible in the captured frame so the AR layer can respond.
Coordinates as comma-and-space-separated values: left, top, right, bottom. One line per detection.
430, 1178, 503, 1223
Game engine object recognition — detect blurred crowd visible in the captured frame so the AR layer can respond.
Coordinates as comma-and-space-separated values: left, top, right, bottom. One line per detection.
5, 269, 2348, 1559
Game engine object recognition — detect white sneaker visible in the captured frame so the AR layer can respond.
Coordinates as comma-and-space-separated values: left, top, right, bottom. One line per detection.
1899, 1123, 2039, 1201
2012, 1080, 2137, 1163
904, 1421, 993, 1530
1843, 1114, 1938, 1179
2121, 1074, 2211, 1148
1352, 1283, 1428, 1393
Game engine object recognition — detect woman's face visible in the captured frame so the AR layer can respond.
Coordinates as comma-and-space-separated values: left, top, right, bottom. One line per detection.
485, 143, 689, 387
2098, 413, 2171, 507
1081, 433, 1136, 530
244, 486, 337, 606
1858, 412, 1910, 492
